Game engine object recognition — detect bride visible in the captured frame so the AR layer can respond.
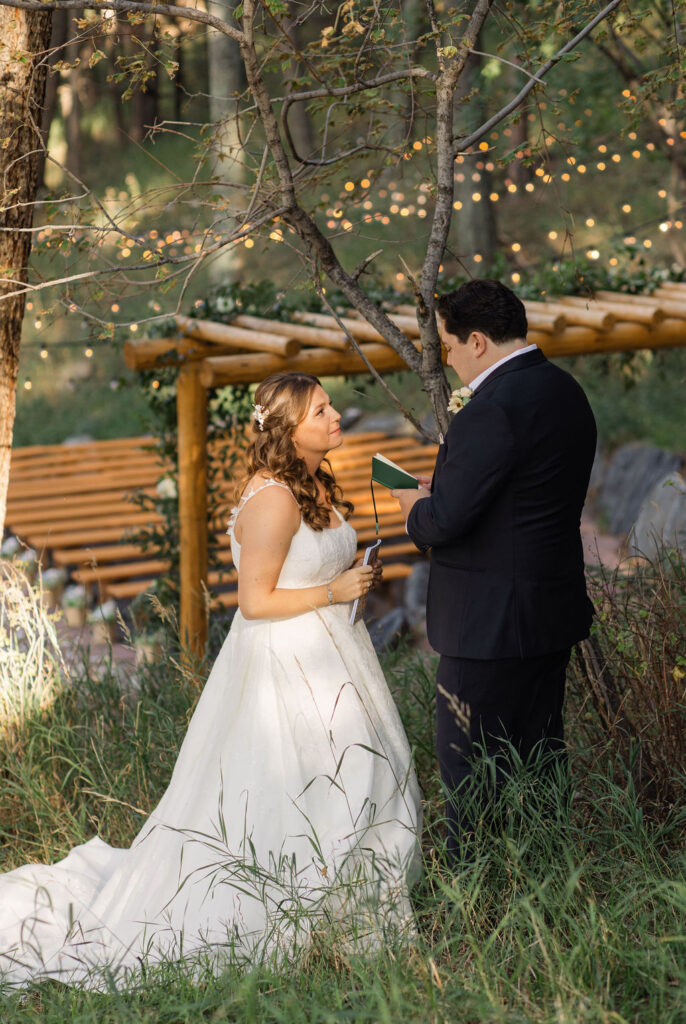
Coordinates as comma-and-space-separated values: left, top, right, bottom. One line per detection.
0, 371, 422, 989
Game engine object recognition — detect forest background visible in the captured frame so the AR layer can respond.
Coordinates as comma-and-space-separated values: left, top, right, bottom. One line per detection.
5, 0, 686, 456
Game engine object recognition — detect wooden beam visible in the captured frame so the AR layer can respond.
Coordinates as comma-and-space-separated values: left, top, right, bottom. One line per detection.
232, 314, 351, 351
537, 318, 686, 357
535, 301, 616, 330
176, 314, 300, 357
199, 342, 417, 388
290, 311, 387, 342
558, 296, 665, 326
177, 362, 208, 660
124, 335, 231, 371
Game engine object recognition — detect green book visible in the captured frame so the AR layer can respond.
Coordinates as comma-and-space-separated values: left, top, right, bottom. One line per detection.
371, 453, 419, 490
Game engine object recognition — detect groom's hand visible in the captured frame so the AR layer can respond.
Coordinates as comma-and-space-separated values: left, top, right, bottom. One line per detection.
391, 486, 430, 520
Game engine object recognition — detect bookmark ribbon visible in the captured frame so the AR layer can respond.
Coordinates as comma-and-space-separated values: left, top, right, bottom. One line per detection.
370, 478, 379, 536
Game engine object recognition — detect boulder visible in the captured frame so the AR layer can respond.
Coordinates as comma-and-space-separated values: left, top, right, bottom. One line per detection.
347, 412, 414, 437
630, 472, 686, 560
340, 407, 363, 430
587, 443, 606, 495
403, 561, 430, 627
368, 608, 408, 654
62, 434, 94, 445
598, 443, 681, 535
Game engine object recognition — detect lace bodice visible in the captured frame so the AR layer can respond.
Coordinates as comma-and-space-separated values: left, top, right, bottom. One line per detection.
227, 478, 357, 588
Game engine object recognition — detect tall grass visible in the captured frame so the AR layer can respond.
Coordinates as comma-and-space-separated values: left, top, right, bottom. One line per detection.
0, 563, 65, 742
0, 565, 685, 1021
571, 548, 686, 815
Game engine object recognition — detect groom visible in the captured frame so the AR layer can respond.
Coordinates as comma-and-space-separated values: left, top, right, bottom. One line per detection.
392, 279, 597, 860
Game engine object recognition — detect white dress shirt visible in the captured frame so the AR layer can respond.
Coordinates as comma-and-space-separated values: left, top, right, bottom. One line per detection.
467, 343, 539, 392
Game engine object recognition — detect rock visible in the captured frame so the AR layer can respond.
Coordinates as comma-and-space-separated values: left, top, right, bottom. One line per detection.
598, 443, 681, 535
630, 472, 686, 560
588, 443, 606, 495
347, 412, 415, 437
62, 434, 94, 446
403, 561, 430, 627
368, 608, 408, 654
414, 411, 441, 445
340, 407, 363, 430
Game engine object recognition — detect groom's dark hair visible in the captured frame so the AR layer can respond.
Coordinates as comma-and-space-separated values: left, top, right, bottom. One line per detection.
437, 279, 528, 345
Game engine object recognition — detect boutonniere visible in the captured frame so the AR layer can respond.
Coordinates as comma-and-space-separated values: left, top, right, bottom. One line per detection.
447, 386, 473, 414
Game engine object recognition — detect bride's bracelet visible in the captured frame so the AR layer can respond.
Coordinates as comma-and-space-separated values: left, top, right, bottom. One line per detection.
326, 583, 334, 605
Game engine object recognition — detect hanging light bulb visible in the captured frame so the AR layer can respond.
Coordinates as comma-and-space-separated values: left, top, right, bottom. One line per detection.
40, 346, 48, 359
24, 379, 32, 391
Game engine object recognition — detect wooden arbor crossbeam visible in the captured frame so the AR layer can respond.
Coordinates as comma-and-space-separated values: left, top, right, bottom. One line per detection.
123, 286, 686, 656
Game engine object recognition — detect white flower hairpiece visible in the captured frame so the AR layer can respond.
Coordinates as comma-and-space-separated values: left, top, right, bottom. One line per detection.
447, 386, 473, 415
253, 403, 270, 430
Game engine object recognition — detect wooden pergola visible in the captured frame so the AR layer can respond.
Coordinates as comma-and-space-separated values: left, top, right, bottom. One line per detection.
123, 281, 686, 656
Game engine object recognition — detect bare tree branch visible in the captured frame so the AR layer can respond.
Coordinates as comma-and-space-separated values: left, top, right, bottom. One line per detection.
454, 0, 624, 150
0, 0, 245, 42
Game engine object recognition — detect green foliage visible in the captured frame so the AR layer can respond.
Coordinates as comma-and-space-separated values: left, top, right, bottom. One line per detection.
571, 548, 686, 814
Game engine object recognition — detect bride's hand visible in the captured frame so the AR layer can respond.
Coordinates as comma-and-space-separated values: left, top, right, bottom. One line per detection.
352, 554, 382, 589
330, 564, 374, 602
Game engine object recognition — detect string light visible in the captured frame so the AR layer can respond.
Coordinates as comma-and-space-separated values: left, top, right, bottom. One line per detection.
40, 347, 48, 359
85, 347, 93, 358
24, 380, 32, 390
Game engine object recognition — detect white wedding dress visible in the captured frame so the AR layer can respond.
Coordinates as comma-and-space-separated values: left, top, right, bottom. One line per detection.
0, 479, 422, 989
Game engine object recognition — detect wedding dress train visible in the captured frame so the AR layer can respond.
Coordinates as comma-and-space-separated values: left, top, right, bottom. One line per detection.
0, 480, 422, 988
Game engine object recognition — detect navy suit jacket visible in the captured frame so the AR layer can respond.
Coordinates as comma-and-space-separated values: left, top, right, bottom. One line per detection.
407, 348, 597, 659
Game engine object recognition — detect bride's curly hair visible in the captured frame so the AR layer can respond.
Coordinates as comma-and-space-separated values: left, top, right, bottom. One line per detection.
234, 371, 354, 531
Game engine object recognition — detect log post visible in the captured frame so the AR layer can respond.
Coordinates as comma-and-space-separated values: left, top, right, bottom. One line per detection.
177, 362, 208, 659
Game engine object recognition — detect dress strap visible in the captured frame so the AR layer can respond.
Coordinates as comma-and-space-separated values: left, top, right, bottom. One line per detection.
227, 478, 295, 536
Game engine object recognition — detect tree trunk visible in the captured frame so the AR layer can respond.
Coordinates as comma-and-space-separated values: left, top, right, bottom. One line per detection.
282, 10, 314, 160
173, 32, 185, 123
36, 8, 67, 187
452, 47, 498, 270
62, 19, 82, 179
130, 23, 159, 142
207, 0, 244, 171
207, 0, 244, 281
0, 6, 53, 536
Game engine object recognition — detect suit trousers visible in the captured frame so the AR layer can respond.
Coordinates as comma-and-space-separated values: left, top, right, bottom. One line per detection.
435, 648, 571, 861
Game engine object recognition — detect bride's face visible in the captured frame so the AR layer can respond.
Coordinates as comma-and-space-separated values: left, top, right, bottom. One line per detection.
291, 384, 343, 459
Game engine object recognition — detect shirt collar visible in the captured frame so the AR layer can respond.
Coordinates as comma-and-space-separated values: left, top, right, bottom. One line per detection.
468, 343, 539, 392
